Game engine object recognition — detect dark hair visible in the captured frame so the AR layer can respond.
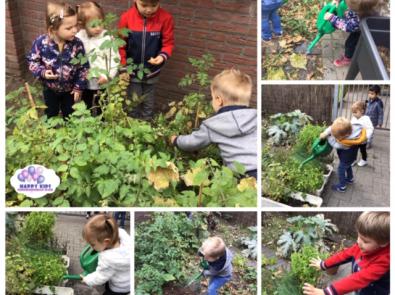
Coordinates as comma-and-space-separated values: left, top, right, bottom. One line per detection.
369, 85, 381, 94
83, 214, 119, 247
47, 2, 77, 30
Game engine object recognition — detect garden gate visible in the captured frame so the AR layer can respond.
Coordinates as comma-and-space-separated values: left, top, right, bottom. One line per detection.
332, 85, 390, 130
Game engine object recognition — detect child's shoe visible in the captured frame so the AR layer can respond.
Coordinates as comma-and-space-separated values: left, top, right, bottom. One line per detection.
331, 184, 346, 192
357, 159, 367, 166
345, 178, 354, 184
273, 32, 283, 38
333, 55, 351, 67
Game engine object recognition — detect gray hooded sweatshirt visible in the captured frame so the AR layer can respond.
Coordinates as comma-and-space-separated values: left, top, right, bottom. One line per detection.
175, 107, 257, 172
324, 123, 366, 150
204, 248, 233, 278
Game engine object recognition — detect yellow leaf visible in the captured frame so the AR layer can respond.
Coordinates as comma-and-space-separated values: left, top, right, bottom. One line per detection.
148, 162, 180, 191
27, 108, 38, 120
279, 40, 287, 48
292, 35, 303, 43
237, 177, 257, 192
290, 53, 307, 70
165, 106, 177, 119
153, 197, 178, 207
182, 167, 209, 187
267, 67, 287, 80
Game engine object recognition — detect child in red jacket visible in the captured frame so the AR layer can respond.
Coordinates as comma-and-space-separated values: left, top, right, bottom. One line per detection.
303, 211, 390, 295
118, 0, 175, 120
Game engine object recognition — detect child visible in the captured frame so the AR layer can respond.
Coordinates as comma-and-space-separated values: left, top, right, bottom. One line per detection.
351, 101, 373, 167
76, 1, 120, 116
27, 2, 89, 118
303, 211, 390, 295
324, 0, 379, 67
262, 0, 284, 41
82, 214, 131, 295
170, 69, 257, 179
320, 117, 366, 192
199, 237, 233, 295
366, 85, 384, 128
118, 0, 175, 120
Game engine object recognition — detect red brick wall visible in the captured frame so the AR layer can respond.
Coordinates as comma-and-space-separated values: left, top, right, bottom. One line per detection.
7, 0, 257, 108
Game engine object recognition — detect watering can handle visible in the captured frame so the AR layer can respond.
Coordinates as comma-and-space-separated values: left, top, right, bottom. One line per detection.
63, 274, 82, 280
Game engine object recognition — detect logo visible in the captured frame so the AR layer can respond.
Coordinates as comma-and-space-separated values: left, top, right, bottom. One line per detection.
10, 165, 60, 198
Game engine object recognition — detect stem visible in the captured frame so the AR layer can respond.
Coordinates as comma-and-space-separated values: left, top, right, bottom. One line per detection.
194, 102, 200, 129
24, 82, 36, 108
197, 183, 203, 207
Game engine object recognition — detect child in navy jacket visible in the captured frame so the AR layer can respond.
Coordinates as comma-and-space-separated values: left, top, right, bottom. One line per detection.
27, 2, 89, 119
303, 211, 390, 295
118, 0, 175, 120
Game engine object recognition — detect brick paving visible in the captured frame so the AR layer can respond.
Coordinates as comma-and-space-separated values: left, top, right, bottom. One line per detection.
323, 129, 390, 207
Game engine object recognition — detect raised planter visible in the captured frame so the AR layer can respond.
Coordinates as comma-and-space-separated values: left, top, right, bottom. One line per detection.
264, 164, 333, 208
34, 286, 74, 295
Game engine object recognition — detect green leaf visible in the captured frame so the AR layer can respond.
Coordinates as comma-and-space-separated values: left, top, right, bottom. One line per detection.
97, 179, 120, 198
57, 164, 68, 172
70, 167, 80, 179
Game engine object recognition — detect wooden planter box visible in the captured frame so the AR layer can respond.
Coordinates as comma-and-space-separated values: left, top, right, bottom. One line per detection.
263, 164, 334, 208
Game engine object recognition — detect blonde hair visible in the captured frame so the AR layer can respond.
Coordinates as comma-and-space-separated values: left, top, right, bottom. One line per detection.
201, 236, 226, 259
346, 0, 379, 18
351, 101, 366, 113
211, 69, 252, 105
83, 214, 119, 247
77, 1, 104, 28
355, 211, 390, 244
46, 2, 77, 30
331, 117, 352, 139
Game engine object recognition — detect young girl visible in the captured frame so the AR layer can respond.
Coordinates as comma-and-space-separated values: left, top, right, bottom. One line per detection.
27, 2, 89, 118
82, 214, 131, 295
351, 101, 374, 167
262, 0, 284, 42
76, 1, 120, 115
324, 0, 379, 67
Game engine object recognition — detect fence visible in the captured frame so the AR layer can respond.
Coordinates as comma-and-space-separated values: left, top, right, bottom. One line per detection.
262, 85, 333, 124
332, 84, 390, 129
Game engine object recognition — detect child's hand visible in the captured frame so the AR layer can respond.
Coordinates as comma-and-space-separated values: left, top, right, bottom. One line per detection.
44, 70, 59, 80
324, 12, 334, 20
72, 90, 82, 102
170, 135, 177, 145
98, 76, 108, 85
303, 283, 325, 295
148, 55, 165, 65
309, 257, 322, 270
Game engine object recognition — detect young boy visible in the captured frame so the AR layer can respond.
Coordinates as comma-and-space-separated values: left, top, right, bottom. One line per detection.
320, 117, 366, 192
118, 0, 175, 120
171, 69, 257, 179
366, 85, 384, 129
199, 237, 233, 295
303, 211, 390, 295
262, 0, 284, 42
351, 101, 374, 167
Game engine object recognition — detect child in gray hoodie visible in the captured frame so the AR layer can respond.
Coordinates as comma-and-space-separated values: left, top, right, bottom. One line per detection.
199, 237, 233, 295
171, 69, 257, 179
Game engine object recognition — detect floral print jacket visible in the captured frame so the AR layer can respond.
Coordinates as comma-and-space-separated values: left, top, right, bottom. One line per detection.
329, 10, 360, 33
27, 34, 89, 92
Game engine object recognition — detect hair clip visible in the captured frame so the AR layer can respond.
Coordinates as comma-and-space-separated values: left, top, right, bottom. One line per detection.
59, 8, 64, 19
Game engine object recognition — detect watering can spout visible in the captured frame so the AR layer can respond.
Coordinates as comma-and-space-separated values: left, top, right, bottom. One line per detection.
63, 245, 99, 281
299, 138, 332, 168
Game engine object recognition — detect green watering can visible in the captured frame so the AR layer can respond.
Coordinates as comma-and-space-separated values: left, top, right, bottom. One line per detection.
63, 245, 99, 280
185, 258, 209, 287
299, 138, 332, 168
307, 0, 348, 54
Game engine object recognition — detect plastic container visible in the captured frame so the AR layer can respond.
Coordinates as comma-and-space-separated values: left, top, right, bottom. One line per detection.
346, 17, 390, 80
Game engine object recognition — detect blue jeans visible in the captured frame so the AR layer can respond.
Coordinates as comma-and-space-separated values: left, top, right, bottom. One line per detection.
338, 161, 353, 187
208, 275, 231, 295
262, 3, 283, 40
114, 212, 126, 228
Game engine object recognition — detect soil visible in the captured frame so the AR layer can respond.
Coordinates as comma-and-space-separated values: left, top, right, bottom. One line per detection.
163, 282, 198, 295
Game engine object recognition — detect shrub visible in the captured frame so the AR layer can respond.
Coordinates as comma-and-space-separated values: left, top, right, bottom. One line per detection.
20, 212, 56, 247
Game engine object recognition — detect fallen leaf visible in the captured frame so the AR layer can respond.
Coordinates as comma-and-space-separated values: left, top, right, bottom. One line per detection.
267, 67, 287, 80
290, 53, 307, 69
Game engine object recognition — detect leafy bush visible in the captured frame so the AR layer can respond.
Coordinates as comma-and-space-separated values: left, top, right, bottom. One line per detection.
294, 124, 326, 154
277, 214, 337, 258
20, 212, 56, 247
291, 245, 328, 291
240, 226, 257, 259
135, 213, 208, 295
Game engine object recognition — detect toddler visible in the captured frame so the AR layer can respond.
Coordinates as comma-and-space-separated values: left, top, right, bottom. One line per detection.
324, 0, 379, 67
262, 0, 284, 41
82, 214, 131, 295
118, 0, 175, 120
351, 101, 373, 167
171, 69, 257, 179
76, 1, 120, 116
320, 117, 366, 192
199, 237, 233, 295
27, 2, 89, 118
303, 211, 389, 295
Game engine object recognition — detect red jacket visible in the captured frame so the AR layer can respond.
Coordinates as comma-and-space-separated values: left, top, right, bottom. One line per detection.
321, 243, 390, 295
118, 4, 174, 79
